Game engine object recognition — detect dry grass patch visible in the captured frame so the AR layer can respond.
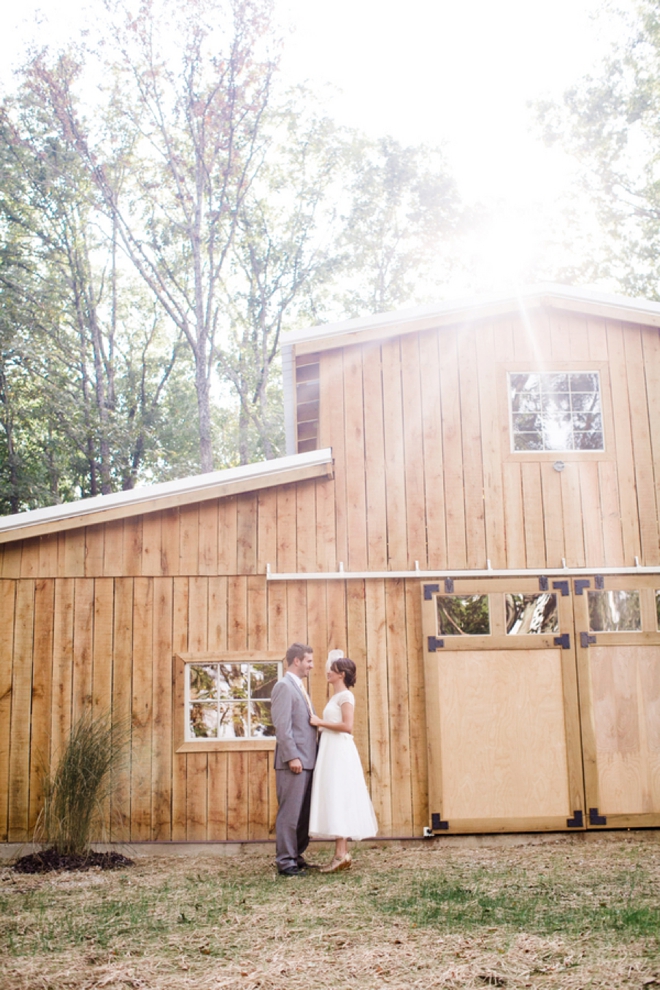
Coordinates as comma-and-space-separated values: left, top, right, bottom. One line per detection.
1, 834, 659, 989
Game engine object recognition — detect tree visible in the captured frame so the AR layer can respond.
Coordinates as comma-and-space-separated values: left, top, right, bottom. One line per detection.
30, 0, 279, 473
0, 67, 190, 507
537, 1, 660, 298
338, 136, 461, 316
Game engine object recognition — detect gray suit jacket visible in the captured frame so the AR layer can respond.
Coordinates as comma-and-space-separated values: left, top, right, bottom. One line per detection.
271, 674, 318, 770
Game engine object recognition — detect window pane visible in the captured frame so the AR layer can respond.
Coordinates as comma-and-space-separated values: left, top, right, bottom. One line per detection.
505, 593, 559, 634
541, 393, 570, 412
437, 595, 490, 635
514, 432, 543, 451
571, 392, 600, 412
573, 431, 604, 450
189, 665, 218, 701
541, 373, 569, 392
250, 701, 276, 737
569, 372, 599, 392
510, 373, 539, 394
588, 590, 641, 632
511, 391, 541, 412
216, 663, 249, 699
189, 703, 219, 738
250, 663, 279, 699
217, 702, 249, 738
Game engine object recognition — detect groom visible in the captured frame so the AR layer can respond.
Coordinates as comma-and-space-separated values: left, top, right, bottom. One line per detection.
271, 643, 319, 876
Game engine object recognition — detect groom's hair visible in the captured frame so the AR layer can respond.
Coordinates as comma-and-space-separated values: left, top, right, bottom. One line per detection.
285, 643, 313, 666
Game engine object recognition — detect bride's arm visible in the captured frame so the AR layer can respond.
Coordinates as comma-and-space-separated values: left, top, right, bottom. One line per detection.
309, 702, 354, 734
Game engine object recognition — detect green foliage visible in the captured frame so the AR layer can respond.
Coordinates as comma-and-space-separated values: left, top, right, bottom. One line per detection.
39, 709, 129, 858
537, 1, 660, 296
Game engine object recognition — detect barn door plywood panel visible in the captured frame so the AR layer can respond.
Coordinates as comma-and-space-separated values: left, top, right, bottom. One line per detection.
422, 577, 584, 833
0, 581, 16, 840
574, 575, 660, 827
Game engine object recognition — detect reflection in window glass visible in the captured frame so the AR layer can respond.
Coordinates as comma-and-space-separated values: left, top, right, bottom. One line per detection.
588, 590, 641, 632
437, 595, 490, 635
186, 661, 281, 740
506, 593, 559, 634
509, 371, 603, 452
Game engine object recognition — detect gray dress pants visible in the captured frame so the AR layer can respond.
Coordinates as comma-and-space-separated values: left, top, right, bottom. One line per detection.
275, 768, 313, 871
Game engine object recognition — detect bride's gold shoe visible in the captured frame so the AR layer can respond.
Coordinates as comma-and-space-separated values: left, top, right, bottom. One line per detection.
320, 853, 352, 873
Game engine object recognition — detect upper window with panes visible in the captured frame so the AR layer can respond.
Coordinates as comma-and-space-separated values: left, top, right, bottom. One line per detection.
508, 372, 604, 452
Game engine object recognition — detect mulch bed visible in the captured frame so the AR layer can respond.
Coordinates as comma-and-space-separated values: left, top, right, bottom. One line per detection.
12, 848, 134, 874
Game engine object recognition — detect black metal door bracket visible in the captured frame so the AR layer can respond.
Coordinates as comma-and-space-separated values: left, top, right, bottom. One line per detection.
427, 636, 444, 652
574, 579, 591, 595
424, 583, 439, 600
589, 807, 607, 825
567, 810, 584, 828
552, 580, 570, 597
539, 576, 549, 591
580, 632, 597, 648
444, 578, 454, 593
431, 813, 449, 830
554, 634, 571, 649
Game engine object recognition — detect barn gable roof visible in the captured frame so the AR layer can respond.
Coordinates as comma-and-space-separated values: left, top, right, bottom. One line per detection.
281, 284, 660, 356
280, 283, 660, 454
0, 447, 333, 544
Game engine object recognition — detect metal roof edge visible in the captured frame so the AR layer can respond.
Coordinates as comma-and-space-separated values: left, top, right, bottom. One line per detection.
281, 283, 660, 350
0, 448, 334, 538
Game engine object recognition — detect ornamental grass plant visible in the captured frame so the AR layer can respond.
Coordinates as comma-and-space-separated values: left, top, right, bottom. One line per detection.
39, 709, 129, 858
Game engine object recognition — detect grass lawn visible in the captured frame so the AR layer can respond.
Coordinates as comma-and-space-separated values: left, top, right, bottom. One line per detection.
2, 833, 659, 989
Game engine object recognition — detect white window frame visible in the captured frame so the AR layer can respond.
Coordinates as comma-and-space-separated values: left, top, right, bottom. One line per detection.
175, 651, 283, 753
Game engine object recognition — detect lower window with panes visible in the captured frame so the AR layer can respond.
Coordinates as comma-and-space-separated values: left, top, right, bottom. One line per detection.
184, 657, 282, 741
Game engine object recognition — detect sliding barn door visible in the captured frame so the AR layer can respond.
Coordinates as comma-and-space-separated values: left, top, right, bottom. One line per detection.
574, 575, 660, 829
421, 578, 585, 833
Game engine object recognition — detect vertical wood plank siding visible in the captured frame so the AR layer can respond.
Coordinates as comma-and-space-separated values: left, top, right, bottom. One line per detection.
1, 309, 660, 842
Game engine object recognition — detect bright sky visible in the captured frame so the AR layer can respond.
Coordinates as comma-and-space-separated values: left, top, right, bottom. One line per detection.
1, 0, 621, 296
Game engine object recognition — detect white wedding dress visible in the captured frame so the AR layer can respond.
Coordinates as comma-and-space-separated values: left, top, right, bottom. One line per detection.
309, 689, 378, 840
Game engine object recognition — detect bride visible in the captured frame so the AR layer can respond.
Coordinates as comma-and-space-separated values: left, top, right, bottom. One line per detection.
308, 651, 378, 872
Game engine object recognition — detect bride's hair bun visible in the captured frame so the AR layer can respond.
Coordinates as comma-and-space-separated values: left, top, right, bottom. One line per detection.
330, 657, 357, 688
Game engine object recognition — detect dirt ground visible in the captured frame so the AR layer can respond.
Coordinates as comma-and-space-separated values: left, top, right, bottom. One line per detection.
1, 833, 659, 990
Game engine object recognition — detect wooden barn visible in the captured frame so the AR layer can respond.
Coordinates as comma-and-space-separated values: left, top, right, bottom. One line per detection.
1, 283, 660, 848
